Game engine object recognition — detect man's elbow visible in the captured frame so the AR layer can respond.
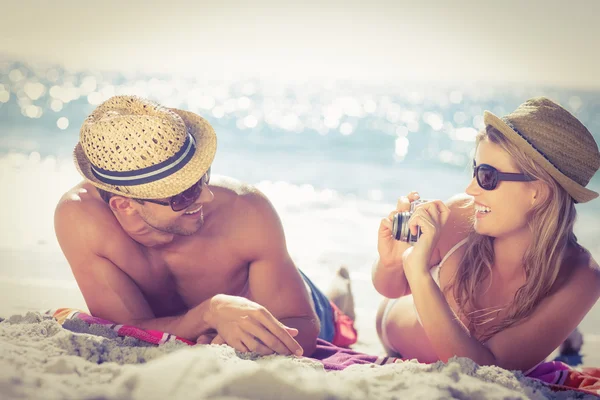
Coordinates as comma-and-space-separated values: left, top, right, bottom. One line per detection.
303, 328, 319, 357
299, 315, 320, 357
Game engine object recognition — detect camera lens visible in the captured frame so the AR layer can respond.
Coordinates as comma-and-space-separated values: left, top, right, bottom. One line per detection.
392, 211, 411, 242
392, 213, 401, 240
391, 199, 427, 243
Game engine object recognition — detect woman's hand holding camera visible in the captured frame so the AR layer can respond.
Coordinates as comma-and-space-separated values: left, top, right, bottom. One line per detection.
402, 199, 451, 280
377, 191, 421, 269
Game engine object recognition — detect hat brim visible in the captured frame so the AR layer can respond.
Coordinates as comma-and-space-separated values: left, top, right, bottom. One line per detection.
484, 111, 598, 203
73, 108, 216, 199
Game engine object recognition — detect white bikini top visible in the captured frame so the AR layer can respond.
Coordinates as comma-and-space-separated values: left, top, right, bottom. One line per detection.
430, 238, 469, 287
413, 238, 468, 324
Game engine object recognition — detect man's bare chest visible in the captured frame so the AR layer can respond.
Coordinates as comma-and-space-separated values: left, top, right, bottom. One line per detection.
118, 238, 251, 316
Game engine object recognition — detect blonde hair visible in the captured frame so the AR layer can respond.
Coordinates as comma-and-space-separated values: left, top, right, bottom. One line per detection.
447, 125, 580, 341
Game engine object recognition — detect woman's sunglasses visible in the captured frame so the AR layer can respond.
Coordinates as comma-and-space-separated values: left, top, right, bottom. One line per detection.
473, 162, 536, 191
138, 167, 211, 212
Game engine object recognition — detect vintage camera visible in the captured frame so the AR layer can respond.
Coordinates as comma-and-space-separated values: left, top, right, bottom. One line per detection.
392, 199, 427, 243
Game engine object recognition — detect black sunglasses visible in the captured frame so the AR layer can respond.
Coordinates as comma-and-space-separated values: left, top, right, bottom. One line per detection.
472, 162, 536, 191
138, 167, 211, 212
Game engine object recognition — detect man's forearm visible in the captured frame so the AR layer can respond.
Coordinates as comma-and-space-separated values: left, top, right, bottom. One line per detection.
128, 298, 213, 342
279, 316, 320, 356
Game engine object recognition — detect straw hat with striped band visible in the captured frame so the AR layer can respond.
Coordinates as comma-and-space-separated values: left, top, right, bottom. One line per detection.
484, 97, 600, 203
74, 95, 216, 199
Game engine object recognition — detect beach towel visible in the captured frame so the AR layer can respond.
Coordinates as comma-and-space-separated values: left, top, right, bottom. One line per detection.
47, 308, 600, 397
527, 360, 600, 397
49, 308, 195, 346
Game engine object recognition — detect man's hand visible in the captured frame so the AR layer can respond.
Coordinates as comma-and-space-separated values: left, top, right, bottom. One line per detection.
204, 294, 303, 356
196, 332, 223, 345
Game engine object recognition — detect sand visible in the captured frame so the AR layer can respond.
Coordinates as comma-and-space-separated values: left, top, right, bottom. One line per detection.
1, 248, 599, 400
3, 311, 596, 400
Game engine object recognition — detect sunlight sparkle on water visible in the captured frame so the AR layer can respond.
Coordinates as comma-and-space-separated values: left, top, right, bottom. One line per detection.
46, 68, 60, 82
472, 115, 485, 130
363, 99, 377, 114
385, 103, 401, 123
0, 87, 10, 103
23, 104, 43, 118
79, 76, 97, 94
212, 106, 225, 119
56, 117, 69, 130
407, 121, 420, 132
439, 150, 466, 166
396, 126, 409, 137
339, 122, 354, 135
237, 96, 251, 110
50, 99, 64, 112
243, 115, 259, 129
281, 114, 300, 131
453, 111, 468, 125
223, 98, 237, 114
452, 127, 478, 142
49, 84, 79, 103
87, 92, 103, 105
338, 96, 362, 118
395, 136, 409, 159
569, 96, 583, 112
423, 112, 444, 131
24, 82, 46, 100
449, 90, 463, 104
8, 69, 25, 82
198, 95, 216, 110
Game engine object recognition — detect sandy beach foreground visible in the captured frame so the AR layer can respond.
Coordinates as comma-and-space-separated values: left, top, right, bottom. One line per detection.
2, 311, 597, 400
1, 248, 599, 399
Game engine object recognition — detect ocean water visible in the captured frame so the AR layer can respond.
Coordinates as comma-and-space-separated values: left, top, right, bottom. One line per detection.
1, 59, 599, 336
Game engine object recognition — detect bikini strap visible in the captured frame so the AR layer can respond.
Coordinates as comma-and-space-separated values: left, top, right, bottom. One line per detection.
438, 238, 469, 269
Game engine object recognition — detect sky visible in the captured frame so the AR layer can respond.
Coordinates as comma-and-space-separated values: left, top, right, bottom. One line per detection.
1, 0, 599, 89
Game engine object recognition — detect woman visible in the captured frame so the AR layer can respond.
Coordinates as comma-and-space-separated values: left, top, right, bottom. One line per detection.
372, 97, 600, 371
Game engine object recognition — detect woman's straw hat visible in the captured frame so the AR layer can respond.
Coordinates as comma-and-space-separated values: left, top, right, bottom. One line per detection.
73, 95, 216, 199
484, 97, 600, 203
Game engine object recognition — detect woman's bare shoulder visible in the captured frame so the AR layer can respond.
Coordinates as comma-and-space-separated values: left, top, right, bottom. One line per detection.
557, 246, 600, 298
576, 248, 600, 282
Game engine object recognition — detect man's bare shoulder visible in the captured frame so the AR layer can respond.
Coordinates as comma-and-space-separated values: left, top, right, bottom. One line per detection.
234, 183, 277, 217
210, 175, 260, 195
54, 182, 121, 251
210, 175, 273, 213
56, 182, 110, 220
210, 176, 284, 252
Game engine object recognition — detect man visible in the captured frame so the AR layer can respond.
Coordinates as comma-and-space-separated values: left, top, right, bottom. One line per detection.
55, 95, 356, 357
